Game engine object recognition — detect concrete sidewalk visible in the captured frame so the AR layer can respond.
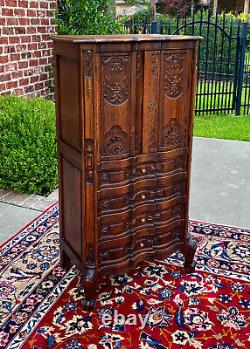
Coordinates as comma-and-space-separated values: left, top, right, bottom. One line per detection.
0, 137, 249, 245
189, 137, 250, 229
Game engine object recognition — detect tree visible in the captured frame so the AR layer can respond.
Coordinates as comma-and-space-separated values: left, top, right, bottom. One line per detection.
56, 0, 123, 35
157, 0, 199, 16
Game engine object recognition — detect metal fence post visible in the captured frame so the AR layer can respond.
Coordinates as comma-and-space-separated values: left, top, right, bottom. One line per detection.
151, 20, 158, 34
235, 21, 248, 115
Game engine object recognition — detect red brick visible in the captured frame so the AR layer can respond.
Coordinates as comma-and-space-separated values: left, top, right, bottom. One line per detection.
8, 36, 20, 44
6, 63, 17, 71
24, 85, 34, 93
0, 73, 11, 82
27, 27, 37, 35
14, 88, 25, 95
18, 61, 28, 69
39, 58, 47, 65
40, 1, 49, 9
15, 27, 26, 35
30, 75, 39, 83
30, 18, 40, 25
2, 28, 14, 35
18, 18, 30, 26
29, 59, 39, 67
11, 70, 23, 79
27, 9, 37, 17
14, 8, 26, 16
2, 8, 14, 16
30, 1, 39, 8
19, 78, 29, 86
6, 81, 18, 89
18, 1, 28, 7
5, 0, 17, 5
41, 34, 50, 41
0, 56, 8, 64
0, 83, 6, 92
33, 50, 42, 58
0, 37, 8, 45
28, 43, 38, 50
6, 17, 19, 26
0, 18, 6, 26
10, 53, 21, 61
24, 68, 33, 76
20, 36, 31, 43
15, 44, 27, 52
32, 35, 41, 42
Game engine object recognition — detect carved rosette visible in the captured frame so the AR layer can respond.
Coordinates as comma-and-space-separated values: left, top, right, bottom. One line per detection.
103, 125, 129, 156
102, 56, 129, 105
164, 53, 185, 99
161, 117, 183, 149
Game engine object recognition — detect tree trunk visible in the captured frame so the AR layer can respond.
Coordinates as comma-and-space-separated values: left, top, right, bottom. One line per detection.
107, 0, 116, 20
244, 0, 249, 14
213, 0, 218, 16
150, 0, 157, 21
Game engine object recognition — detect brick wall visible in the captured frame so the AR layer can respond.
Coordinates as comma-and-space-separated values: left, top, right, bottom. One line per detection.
0, 0, 57, 99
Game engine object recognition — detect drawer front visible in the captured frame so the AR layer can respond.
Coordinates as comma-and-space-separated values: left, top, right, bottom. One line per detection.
99, 235, 132, 266
98, 172, 187, 215
98, 148, 188, 187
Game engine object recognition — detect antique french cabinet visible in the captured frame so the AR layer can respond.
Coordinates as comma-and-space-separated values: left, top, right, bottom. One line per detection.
53, 34, 201, 309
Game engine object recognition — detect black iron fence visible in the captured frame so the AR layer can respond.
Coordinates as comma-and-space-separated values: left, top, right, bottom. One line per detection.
124, 8, 250, 115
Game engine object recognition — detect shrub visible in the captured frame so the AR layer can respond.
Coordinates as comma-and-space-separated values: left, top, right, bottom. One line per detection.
56, 0, 125, 35
0, 95, 57, 195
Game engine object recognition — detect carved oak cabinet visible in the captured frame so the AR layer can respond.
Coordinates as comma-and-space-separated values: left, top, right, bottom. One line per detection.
53, 34, 200, 309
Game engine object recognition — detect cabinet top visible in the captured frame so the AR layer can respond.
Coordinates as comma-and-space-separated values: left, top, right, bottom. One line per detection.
52, 34, 202, 43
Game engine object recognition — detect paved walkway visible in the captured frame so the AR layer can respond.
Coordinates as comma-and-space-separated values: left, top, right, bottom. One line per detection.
0, 137, 249, 245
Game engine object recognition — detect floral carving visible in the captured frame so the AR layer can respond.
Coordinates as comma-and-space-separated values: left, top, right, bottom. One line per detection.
149, 127, 156, 152
102, 56, 129, 105
164, 53, 185, 98
151, 53, 160, 76
161, 117, 183, 149
136, 51, 143, 79
83, 50, 93, 79
103, 125, 129, 156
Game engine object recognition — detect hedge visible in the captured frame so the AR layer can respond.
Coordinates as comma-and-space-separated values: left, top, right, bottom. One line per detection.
0, 95, 58, 195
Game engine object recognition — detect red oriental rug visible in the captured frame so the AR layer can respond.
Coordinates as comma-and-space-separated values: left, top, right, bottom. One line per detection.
0, 203, 249, 349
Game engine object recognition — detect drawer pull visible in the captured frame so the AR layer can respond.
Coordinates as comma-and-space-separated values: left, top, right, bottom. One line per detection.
141, 194, 146, 200
141, 218, 146, 223
140, 242, 144, 248
141, 168, 146, 174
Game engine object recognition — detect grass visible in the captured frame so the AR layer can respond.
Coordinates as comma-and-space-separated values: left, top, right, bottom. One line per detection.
193, 113, 250, 141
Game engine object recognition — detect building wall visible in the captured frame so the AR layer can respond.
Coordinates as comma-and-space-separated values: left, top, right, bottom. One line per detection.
0, 0, 57, 98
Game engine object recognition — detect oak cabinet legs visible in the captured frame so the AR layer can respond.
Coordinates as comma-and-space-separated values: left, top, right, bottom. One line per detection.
81, 270, 99, 311
183, 236, 196, 273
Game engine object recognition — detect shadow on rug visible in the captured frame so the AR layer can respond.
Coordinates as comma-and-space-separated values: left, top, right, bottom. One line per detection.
0, 204, 249, 349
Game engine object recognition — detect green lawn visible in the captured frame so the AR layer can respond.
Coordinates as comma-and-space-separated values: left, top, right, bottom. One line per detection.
193, 114, 250, 141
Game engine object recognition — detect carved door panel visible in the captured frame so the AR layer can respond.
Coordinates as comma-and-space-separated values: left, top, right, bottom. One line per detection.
98, 52, 134, 161
158, 49, 193, 151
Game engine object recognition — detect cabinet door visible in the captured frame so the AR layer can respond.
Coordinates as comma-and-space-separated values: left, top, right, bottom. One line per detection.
97, 50, 135, 162
158, 49, 193, 152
